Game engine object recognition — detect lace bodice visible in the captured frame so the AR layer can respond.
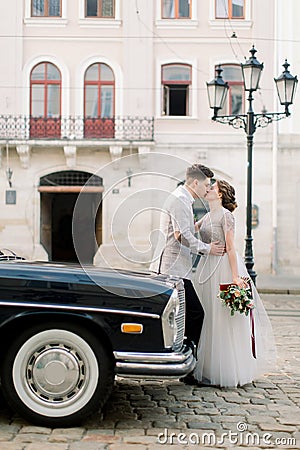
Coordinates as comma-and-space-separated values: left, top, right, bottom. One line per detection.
199, 207, 235, 245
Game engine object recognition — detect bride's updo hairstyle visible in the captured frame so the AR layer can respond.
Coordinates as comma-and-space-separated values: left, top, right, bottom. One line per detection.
217, 180, 238, 212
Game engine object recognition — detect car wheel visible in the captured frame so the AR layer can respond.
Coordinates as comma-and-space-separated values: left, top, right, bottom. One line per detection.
0, 322, 114, 427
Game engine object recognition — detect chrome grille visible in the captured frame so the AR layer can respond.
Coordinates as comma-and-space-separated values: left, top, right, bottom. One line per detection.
173, 282, 185, 351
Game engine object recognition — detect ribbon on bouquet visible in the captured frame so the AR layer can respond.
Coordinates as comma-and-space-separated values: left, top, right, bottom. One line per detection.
250, 308, 256, 359
248, 282, 256, 359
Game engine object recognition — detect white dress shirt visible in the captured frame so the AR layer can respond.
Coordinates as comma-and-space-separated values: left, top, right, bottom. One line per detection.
150, 185, 210, 280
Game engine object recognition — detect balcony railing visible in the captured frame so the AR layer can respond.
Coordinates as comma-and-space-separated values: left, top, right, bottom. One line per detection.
0, 116, 154, 141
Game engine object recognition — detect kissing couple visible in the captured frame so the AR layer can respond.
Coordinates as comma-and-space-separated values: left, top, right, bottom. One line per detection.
150, 163, 276, 388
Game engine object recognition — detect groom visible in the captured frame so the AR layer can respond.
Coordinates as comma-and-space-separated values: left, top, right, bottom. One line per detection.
150, 163, 225, 384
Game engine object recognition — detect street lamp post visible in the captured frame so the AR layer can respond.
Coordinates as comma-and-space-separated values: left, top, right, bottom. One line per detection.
207, 46, 298, 284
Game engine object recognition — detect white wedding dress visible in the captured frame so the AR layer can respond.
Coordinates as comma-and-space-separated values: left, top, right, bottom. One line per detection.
193, 207, 276, 387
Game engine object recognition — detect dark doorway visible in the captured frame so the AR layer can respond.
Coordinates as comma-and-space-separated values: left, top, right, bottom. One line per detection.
52, 193, 77, 262
39, 171, 103, 263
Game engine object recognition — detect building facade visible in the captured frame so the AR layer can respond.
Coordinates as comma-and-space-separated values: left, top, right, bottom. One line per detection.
0, 0, 299, 275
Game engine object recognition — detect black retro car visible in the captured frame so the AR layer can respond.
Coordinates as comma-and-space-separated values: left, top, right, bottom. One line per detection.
0, 259, 195, 426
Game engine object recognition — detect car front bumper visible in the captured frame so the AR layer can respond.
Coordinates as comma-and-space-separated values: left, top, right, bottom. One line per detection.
114, 343, 196, 378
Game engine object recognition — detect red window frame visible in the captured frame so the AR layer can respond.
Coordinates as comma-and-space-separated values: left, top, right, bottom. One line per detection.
84, 63, 115, 138
31, 0, 62, 17
218, 64, 244, 115
161, 0, 192, 19
85, 0, 115, 18
215, 0, 245, 19
30, 62, 62, 138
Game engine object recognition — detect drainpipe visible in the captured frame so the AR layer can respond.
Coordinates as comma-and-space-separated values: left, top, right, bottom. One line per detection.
271, 0, 279, 274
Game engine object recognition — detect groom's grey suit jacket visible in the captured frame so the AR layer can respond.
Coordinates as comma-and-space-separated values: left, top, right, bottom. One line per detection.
150, 185, 210, 280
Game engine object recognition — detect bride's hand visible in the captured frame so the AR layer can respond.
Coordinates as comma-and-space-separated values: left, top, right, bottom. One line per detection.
233, 276, 249, 289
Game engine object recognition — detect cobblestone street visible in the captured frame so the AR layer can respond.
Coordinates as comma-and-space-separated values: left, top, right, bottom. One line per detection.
0, 293, 299, 449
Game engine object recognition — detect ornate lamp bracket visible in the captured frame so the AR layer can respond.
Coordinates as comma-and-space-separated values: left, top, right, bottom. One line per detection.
213, 115, 247, 131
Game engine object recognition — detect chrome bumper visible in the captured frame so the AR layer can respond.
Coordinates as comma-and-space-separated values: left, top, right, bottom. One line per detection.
114, 343, 196, 379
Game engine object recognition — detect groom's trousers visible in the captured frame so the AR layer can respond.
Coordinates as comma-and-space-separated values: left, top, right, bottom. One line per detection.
183, 279, 204, 347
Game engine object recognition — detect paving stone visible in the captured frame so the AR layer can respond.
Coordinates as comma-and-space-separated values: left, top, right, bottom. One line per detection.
70, 444, 107, 450
148, 445, 192, 450
212, 415, 247, 423
258, 423, 296, 432
13, 433, 49, 443
151, 418, 177, 428
104, 412, 137, 421
180, 414, 212, 422
134, 407, 167, 417
130, 400, 157, 408
250, 398, 274, 405
0, 445, 27, 450
123, 435, 158, 444
20, 426, 52, 434
278, 417, 300, 426
115, 420, 146, 429
186, 421, 221, 430
0, 424, 21, 434
85, 429, 116, 435
26, 445, 69, 450
146, 427, 184, 436
109, 445, 148, 450
158, 400, 177, 407
51, 428, 85, 436
167, 406, 192, 414
82, 434, 120, 443
231, 406, 263, 416
253, 382, 277, 389
87, 420, 116, 429
0, 434, 14, 442
194, 408, 220, 416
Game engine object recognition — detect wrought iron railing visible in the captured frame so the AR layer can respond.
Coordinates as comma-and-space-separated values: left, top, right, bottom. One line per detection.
0, 116, 154, 141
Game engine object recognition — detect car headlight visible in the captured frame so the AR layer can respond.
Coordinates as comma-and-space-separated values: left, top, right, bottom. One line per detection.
162, 288, 180, 348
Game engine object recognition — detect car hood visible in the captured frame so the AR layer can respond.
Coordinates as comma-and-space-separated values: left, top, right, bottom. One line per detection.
0, 260, 181, 296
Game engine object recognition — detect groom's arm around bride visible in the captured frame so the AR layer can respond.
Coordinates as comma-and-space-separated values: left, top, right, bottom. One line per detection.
150, 164, 225, 362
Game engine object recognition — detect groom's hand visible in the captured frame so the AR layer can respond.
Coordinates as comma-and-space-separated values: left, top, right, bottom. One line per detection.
209, 241, 225, 256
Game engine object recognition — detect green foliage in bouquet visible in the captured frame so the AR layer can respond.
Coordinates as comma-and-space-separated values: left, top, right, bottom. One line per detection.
219, 283, 254, 316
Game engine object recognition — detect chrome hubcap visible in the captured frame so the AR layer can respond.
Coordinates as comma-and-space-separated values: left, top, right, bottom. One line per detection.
27, 344, 85, 402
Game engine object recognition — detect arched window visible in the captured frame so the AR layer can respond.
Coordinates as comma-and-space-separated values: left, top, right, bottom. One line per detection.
84, 63, 115, 138
218, 64, 244, 115
162, 63, 192, 116
30, 62, 61, 138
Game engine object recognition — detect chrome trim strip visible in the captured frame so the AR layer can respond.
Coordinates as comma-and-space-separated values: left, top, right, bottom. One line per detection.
115, 349, 196, 377
0, 301, 160, 319
114, 350, 190, 363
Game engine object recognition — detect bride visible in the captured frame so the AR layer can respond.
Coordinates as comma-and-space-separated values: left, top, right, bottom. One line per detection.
193, 180, 276, 388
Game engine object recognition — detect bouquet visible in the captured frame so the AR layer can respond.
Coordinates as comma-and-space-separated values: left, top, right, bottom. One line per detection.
218, 280, 254, 316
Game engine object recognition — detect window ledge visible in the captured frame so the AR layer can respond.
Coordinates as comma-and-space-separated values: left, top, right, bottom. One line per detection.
78, 19, 122, 28
155, 19, 198, 29
24, 18, 68, 27
157, 115, 197, 120
209, 19, 252, 29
